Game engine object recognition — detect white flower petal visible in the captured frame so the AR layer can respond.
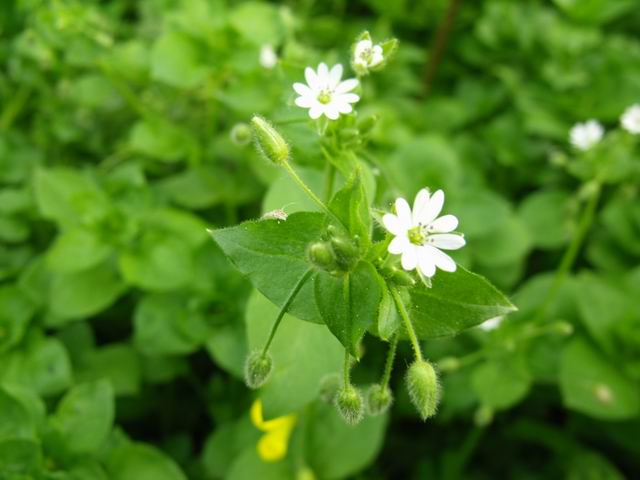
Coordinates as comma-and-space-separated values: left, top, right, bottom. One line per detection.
308, 105, 324, 119
417, 248, 436, 277
336, 101, 353, 114
329, 64, 343, 88
429, 233, 465, 250
317, 62, 329, 82
422, 245, 456, 272
394, 198, 412, 227
305, 67, 320, 90
325, 104, 340, 120
388, 235, 410, 254
336, 93, 359, 104
335, 78, 359, 94
354, 39, 372, 58
412, 189, 430, 224
383, 213, 408, 236
370, 45, 384, 67
418, 189, 444, 224
295, 95, 316, 108
428, 214, 458, 233
293, 82, 313, 96
401, 245, 418, 271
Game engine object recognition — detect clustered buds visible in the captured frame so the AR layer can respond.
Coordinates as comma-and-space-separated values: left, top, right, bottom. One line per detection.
406, 359, 441, 420
244, 351, 273, 389
308, 225, 360, 274
351, 31, 398, 77
335, 385, 364, 426
366, 384, 393, 416
250, 115, 290, 165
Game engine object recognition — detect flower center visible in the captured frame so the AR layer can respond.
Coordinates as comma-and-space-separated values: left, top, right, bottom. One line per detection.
408, 226, 425, 246
360, 47, 373, 64
317, 90, 332, 104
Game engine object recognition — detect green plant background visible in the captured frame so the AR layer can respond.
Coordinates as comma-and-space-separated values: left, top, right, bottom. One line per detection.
1, 0, 639, 478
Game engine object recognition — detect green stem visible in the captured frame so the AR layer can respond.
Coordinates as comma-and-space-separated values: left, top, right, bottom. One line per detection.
0, 85, 30, 131
535, 184, 601, 322
343, 349, 351, 389
281, 160, 345, 228
380, 335, 398, 387
390, 286, 423, 361
343, 273, 352, 389
262, 268, 314, 355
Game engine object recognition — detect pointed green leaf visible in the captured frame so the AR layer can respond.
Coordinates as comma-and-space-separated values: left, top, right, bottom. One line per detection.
314, 261, 382, 355
209, 212, 325, 323
329, 170, 371, 249
409, 265, 516, 338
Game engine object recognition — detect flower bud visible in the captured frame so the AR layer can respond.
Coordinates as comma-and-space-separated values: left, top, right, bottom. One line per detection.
296, 467, 316, 480
437, 357, 460, 373
391, 269, 415, 286
330, 236, 359, 267
250, 115, 289, 165
230, 123, 252, 146
308, 241, 336, 269
357, 114, 378, 135
335, 385, 364, 426
406, 359, 440, 420
318, 373, 342, 404
366, 384, 393, 416
244, 351, 273, 389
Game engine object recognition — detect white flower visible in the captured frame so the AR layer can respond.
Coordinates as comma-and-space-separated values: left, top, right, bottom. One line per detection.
383, 189, 465, 279
620, 104, 640, 135
293, 63, 359, 120
569, 120, 604, 150
478, 316, 504, 331
353, 39, 384, 71
259, 44, 278, 69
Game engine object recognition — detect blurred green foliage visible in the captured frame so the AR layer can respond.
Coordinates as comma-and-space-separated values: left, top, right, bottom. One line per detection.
0, 0, 639, 478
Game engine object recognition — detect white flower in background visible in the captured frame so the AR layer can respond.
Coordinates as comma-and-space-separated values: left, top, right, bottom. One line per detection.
478, 316, 504, 331
259, 44, 278, 69
383, 189, 465, 279
353, 38, 384, 71
569, 120, 604, 150
293, 63, 359, 120
620, 104, 640, 135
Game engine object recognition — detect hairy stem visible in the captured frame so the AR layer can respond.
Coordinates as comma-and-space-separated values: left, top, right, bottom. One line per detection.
343, 348, 351, 389
324, 161, 336, 203
390, 287, 423, 361
281, 160, 344, 227
423, 0, 462, 96
262, 268, 314, 355
380, 335, 398, 387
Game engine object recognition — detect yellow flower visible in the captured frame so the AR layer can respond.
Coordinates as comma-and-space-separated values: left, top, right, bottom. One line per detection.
250, 399, 297, 462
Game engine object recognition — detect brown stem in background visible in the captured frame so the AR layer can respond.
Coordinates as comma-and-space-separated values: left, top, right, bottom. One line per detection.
423, 0, 462, 97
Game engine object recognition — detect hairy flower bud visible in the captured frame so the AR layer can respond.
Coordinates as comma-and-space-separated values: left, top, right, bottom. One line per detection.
406, 359, 441, 420
335, 385, 364, 426
319, 373, 342, 404
366, 384, 393, 416
330, 236, 359, 267
251, 115, 289, 165
308, 241, 336, 269
230, 123, 252, 146
244, 351, 273, 389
